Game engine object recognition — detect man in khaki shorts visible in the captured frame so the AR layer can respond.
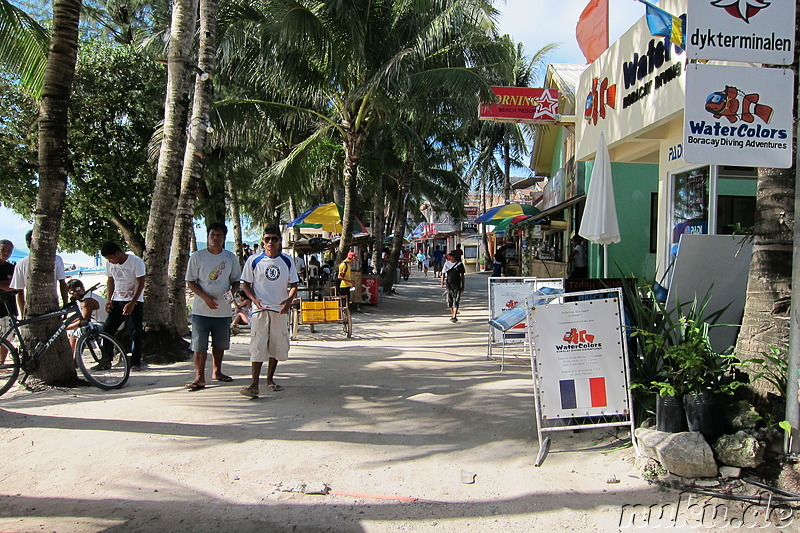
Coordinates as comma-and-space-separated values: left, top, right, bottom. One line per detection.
239, 224, 298, 398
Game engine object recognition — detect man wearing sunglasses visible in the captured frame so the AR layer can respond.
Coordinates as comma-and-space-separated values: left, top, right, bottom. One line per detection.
239, 224, 298, 398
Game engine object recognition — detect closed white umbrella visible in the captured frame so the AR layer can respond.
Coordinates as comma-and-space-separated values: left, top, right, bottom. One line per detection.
579, 132, 620, 277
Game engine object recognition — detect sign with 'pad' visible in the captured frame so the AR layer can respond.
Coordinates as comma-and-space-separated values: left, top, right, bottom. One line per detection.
687, 0, 795, 64
683, 63, 794, 169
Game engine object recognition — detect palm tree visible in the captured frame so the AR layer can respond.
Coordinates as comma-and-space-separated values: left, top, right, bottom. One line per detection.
226, 0, 505, 264
141, 0, 198, 342
25, 0, 83, 385
0, 0, 48, 97
167, 0, 219, 333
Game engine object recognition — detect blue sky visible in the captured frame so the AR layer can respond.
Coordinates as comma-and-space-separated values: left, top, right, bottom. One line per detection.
1, 1, 647, 261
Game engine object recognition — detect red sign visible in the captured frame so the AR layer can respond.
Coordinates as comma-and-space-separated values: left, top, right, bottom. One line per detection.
479, 87, 559, 123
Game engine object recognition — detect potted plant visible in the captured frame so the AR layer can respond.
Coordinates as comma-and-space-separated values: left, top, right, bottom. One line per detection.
662, 312, 746, 442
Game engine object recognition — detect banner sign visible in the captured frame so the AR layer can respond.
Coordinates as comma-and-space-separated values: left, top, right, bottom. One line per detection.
684, 63, 794, 169
479, 87, 559, 123
529, 295, 629, 419
686, 0, 795, 64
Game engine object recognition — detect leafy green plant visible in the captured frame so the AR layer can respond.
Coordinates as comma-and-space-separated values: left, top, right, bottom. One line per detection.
746, 344, 788, 398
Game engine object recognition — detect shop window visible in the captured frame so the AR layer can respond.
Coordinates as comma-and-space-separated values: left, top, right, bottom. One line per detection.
671, 167, 709, 255
717, 195, 756, 234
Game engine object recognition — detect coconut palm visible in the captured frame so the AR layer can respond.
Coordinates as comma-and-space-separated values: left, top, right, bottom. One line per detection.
25, 0, 83, 385
0, 0, 48, 96
220, 0, 505, 264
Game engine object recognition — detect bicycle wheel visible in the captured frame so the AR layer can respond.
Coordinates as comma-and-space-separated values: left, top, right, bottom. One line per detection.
0, 338, 21, 397
76, 331, 130, 390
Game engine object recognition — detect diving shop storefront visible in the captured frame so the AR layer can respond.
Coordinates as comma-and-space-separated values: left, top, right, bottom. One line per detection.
575, 0, 759, 281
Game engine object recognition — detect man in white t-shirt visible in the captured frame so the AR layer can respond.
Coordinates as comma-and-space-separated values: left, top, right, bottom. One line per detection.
239, 224, 298, 398
101, 241, 146, 370
184, 222, 242, 391
10, 230, 69, 315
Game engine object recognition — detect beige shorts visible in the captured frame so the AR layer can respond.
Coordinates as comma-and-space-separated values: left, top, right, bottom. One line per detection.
249, 310, 290, 362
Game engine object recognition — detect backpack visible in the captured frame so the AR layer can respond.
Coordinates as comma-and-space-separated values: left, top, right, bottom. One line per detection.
445, 262, 463, 290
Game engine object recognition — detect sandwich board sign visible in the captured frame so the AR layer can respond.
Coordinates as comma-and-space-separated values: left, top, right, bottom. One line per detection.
525, 288, 635, 466
683, 63, 794, 168
687, 0, 795, 64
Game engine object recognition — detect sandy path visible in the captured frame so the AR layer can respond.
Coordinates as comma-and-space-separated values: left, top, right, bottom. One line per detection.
0, 272, 670, 532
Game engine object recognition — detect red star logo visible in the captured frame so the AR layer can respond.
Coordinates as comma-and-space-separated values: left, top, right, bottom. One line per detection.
710, 0, 771, 23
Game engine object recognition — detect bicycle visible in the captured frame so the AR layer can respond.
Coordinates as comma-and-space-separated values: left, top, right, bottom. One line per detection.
0, 284, 130, 395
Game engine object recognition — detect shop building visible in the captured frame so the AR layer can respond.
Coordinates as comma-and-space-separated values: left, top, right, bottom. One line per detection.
574, 0, 756, 282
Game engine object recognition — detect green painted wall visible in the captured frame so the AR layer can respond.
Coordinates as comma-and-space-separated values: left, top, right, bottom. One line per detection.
582, 161, 659, 281
549, 128, 566, 178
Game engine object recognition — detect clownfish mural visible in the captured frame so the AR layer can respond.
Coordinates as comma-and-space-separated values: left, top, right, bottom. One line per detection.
584, 77, 617, 126
704, 86, 773, 124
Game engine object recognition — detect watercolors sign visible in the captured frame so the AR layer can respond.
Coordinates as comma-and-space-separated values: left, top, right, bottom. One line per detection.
479, 87, 559, 123
683, 63, 794, 168
687, 0, 795, 64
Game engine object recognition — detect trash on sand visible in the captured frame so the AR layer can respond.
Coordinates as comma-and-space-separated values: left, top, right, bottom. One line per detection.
461, 470, 477, 484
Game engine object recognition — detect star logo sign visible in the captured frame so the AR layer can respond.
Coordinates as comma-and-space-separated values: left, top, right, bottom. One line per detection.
532, 90, 558, 120
710, 0, 771, 23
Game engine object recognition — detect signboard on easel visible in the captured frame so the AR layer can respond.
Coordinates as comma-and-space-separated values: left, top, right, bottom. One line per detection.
488, 277, 563, 344
525, 288, 635, 466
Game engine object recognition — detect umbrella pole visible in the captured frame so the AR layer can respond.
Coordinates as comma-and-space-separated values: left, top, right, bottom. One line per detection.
603, 244, 608, 278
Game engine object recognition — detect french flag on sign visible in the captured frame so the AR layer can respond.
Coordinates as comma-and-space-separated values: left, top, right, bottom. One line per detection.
559, 377, 607, 410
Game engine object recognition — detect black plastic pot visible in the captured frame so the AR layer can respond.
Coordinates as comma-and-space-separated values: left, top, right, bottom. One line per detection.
656, 394, 688, 433
683, 392, 726, 443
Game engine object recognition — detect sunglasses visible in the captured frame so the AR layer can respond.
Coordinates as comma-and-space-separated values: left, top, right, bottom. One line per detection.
263, 236, 280, 243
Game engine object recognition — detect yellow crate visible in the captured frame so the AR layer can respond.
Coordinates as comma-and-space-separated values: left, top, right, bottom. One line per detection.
323, 298, 342, 321
300, 301, 326, 322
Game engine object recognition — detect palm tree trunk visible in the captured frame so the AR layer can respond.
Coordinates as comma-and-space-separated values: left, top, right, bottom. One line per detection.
288, 196, 300, 242
503, 139, 511, 202
382, 162, 412, 293
226, 174, 243, 261
371, 181, 385, 273
26, 0, 82, 385
735, 171, 794, 396
167, 0, 218, 337
337, 129, 363, 264
142, 0, 198, 341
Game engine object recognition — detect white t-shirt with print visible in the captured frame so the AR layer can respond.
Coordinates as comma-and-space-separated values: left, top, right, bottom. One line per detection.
106, 253, 146, 302
10, 255, 66, 299
241, 252, 298, 312
185, 248, 242, 318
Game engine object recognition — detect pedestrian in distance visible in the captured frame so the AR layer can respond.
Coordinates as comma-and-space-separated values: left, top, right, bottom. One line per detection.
337, 251, 357, 303
101, 241, 146, 371
0, 239, 16, 365
441, 251, 465, 323
10, 230, 69, 315
184, 222, 242, 391
568, 235, 588, 279
239, 224, 299, 398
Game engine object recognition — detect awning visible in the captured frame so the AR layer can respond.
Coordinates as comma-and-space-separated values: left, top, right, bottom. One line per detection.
519, 195, 586, 226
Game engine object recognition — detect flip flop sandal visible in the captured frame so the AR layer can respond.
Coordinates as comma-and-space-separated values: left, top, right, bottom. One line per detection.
213, 375, 234, 382
185, 383, 205, 391
267, 383, 284, 392
239, 386, 259, 398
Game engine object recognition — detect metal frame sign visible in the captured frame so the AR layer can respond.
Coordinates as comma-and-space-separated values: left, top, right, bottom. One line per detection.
488, 277, 563, 344
529, 292, 630, 420
687, 0, 795, 64
479, 87, 559, 123
684, 63, 794, 168
525, 288, 635, 466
